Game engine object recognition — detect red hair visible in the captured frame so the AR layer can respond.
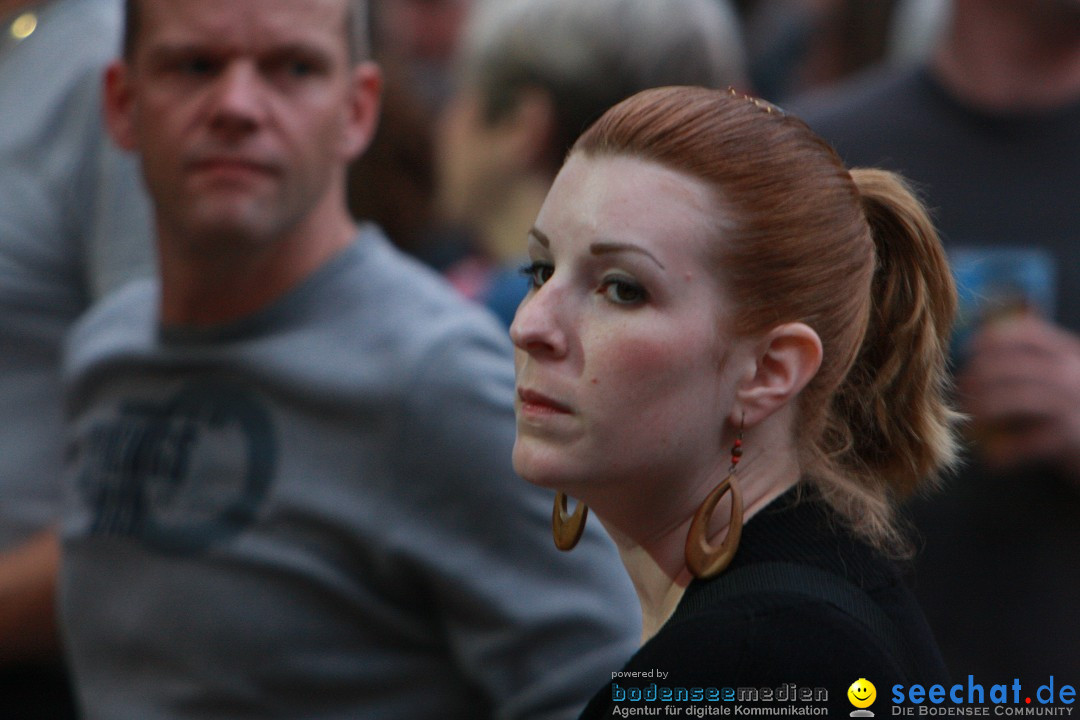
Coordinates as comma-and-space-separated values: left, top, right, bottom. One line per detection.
573, 86, 958, 551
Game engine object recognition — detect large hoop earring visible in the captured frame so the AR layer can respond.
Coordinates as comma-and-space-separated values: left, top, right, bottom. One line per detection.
685, 420, 745, 578
553, 492, 588, 551
685, 473, 744, 578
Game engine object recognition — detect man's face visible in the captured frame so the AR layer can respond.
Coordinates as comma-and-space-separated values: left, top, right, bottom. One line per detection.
107, 0, 379, 249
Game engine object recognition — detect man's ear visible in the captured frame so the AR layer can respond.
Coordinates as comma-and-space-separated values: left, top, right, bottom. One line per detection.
104, 61, 137, 151
342, 61, 384, 160
734, 323, 823, 428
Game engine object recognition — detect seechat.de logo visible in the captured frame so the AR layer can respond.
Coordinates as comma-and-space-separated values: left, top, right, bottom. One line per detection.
891, 676, 1076, 716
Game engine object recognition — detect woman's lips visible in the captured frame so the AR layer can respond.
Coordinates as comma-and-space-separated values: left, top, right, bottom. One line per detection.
517, 388, 573, 415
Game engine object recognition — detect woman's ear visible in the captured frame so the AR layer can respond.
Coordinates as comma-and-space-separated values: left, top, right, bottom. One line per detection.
734, 323, 823, 427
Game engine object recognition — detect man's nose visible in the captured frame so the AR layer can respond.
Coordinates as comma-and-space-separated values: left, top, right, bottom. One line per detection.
208, 61, 267, 135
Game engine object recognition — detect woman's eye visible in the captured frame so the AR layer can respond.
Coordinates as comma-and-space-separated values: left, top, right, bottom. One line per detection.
519, 261, 554, 289
602, 277, 647, 305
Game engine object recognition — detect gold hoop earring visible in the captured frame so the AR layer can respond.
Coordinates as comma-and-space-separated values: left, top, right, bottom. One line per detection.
685, 421, 745, 578
552, 492, 588, 551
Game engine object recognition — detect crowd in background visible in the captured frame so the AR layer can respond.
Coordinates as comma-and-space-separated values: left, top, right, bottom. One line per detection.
352, 0, 951, 268
1, 0, 1077, 717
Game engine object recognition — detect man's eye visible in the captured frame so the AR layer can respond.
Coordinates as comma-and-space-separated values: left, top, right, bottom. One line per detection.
179, 57, 218, 76
519, 261, 554, 289
265, 57, 324, 80
287, 60, 314, 77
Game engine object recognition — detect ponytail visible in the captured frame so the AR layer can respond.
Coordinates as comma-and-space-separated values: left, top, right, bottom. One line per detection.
570, 87, 959, 554
813, 169, 961, 552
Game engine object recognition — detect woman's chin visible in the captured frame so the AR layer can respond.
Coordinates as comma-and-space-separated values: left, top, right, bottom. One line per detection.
512, 444, 584, 493
512, 456, 560, 490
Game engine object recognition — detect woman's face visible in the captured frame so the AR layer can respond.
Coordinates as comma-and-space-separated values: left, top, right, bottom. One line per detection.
511, 153, 746, 501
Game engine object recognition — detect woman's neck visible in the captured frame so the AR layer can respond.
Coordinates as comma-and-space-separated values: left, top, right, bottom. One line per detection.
601, 436, 803, 644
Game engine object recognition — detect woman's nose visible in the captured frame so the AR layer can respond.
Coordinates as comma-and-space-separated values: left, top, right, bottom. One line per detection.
509, 283, 568, 359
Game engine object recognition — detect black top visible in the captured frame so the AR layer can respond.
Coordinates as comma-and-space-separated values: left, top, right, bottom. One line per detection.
578, 488, 948, 718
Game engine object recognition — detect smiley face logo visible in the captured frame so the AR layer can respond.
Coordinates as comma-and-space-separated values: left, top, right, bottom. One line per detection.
848, 678, 877, 709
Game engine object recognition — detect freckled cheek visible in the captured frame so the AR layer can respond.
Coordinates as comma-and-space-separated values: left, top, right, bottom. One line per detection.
589, 339, 701, 403
578, 326, 721, 458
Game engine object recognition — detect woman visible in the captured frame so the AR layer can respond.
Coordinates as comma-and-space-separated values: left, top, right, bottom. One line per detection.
511, 86, 957, 716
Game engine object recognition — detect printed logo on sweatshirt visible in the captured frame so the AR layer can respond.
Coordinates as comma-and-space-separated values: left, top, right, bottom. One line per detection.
72, 381, 277, 554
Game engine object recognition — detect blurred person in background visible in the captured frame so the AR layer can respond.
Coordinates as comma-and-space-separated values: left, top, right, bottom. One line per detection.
377, 0, 473, 112
345, 50, 444, 264
0, 0, 153, 716
347, 0, 475, 266
733, 0, 948, 101
60, 0, 638, 717
793, 0, 1080, 679
435, 0, 748, 327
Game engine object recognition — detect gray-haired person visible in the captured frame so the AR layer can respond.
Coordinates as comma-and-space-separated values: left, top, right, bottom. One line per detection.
437, 0, 747, 326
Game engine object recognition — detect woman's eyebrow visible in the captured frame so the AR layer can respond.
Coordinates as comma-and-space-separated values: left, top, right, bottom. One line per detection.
590, 241, 666, 270
528, 228, 666, 270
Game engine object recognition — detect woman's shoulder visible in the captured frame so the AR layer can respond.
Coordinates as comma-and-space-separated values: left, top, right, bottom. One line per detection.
644, 588, 910, 681
589, 592, 939, 718
641, 490, 950, 688
579, 493, 950, 718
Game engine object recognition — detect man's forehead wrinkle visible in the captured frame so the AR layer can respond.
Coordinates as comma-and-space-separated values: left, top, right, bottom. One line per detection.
140, 0, 348, 55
